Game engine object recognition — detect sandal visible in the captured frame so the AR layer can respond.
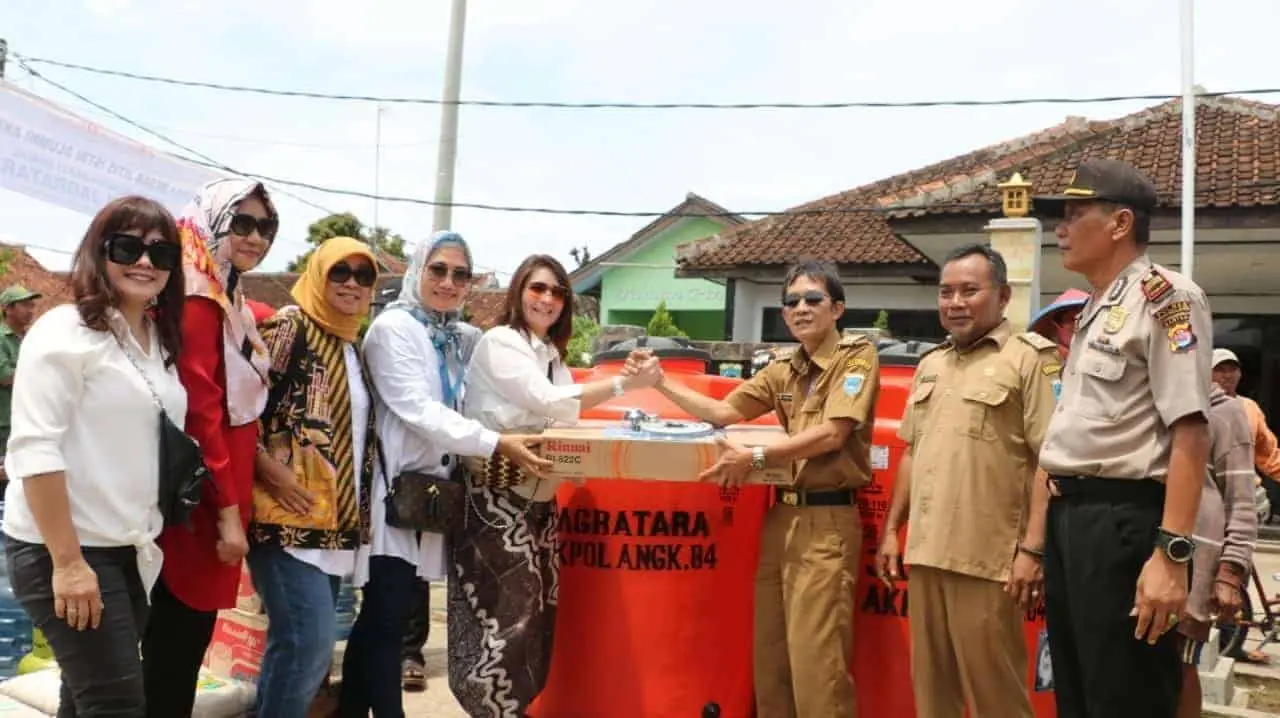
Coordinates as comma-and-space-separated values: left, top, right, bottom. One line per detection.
402, 660, 428, 692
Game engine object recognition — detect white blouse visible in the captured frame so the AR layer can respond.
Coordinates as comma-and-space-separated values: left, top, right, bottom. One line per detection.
2, 305, 187, 595
464, 325, 581, 501
359, 309, 498, 583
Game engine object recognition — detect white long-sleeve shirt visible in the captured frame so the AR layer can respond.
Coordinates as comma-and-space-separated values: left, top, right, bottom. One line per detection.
358, 309, 498, 583
464, 326, 581, 502
2, 305, 186, 594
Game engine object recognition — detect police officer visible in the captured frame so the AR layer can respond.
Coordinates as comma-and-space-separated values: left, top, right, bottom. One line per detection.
875, 243, 1059, 718
1026, 158, 1213, 717
625, 260, 878, 718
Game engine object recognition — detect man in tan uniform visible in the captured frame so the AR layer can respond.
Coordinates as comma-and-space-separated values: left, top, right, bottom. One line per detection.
875, 243, 1059, 718
1026, 158, 1213, 718
625, 260, 878, 718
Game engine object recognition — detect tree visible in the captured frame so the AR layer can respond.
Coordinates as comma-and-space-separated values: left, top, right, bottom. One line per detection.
645, 300, 687, 338
287, 212, 409, 272
873, 310, 890, 331
566, 314, 600, 368
569, 245, 592, 268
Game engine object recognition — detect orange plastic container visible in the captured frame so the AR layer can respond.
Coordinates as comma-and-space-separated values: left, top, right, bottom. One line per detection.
537, 340, 1057, 717
854, 352, 1057, 717
533, 345, 773, 718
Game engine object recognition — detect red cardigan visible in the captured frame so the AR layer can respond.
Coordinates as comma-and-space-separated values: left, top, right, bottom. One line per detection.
157, 297, 259, 612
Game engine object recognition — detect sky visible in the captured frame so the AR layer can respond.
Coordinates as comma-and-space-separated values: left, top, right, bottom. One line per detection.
2, 0, 1279, 280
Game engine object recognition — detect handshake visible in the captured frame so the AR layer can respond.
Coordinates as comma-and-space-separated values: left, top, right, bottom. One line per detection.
618, 349, 665, 392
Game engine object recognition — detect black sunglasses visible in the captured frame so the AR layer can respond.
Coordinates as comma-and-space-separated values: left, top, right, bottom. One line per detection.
526, 281, 569, 301
104, 233, 181, 272
426, 262, 472, 285
227, 213, 278, 241
327, 262, 377, 288
782, 290, 828, 308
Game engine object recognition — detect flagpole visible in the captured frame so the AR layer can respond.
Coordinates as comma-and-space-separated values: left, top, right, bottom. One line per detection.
1180, 0, 1196, 279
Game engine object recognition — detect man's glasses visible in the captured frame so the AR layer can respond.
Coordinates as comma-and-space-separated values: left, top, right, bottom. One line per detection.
104, 233, 181, 272
227, 213, 278, 241
327, 262, 378, 288
427, 263, 472, 285
527, 281, 569, 301
782, 290, 828, 308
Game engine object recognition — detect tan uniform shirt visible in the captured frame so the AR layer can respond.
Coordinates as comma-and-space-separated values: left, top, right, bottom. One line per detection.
726, 331, 879, 491
897, 321, 1062, 582
1039, 255, 1213, 479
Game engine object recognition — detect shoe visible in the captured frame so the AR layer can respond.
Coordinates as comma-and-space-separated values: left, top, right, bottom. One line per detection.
402, 659, 427, 693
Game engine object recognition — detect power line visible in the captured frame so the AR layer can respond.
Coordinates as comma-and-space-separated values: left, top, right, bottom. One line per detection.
14, 57, 337, 223
19, 54, 1280, 110
16, 56, 1280, 221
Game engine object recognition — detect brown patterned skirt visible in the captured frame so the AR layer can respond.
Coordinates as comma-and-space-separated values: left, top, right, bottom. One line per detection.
447, 466, 558, 717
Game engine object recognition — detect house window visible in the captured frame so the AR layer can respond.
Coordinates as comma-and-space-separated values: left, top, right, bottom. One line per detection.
760, 308, 943, 343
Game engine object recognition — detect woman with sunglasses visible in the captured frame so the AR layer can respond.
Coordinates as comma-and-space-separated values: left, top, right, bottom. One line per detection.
248, 236, 380, 718
139, 179, 279, 717
3, 196, 185, 716
448, 254, 660, 717
341, 232, 551, 718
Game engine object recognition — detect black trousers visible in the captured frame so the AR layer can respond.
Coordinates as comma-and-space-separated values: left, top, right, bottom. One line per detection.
139, 578, 218, 718
1043, 479, 1181, 718
338, 556, 420, 718
402, 578, 430, 666
5, 537, 149, 718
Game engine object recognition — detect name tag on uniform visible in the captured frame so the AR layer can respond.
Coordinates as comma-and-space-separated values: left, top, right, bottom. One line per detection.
1088, 339, 1122, 356
779, 393, 793, 403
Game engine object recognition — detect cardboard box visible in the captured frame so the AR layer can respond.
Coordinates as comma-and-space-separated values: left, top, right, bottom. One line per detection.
540, 419, 793, 485
203, 609, 268, 684
236, 564, 262, 615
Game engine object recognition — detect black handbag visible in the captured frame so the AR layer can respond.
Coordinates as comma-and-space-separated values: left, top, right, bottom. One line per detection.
374, 442, 465, 535
120, 341, 212, 528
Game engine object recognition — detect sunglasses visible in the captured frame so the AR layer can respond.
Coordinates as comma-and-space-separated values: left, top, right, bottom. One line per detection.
227, 213, 278, 241
327, 262, 377, 288
782, 290, 828, 308
527, 281, 569, 301
426, 263, 472, 285
104, 233, 181, 272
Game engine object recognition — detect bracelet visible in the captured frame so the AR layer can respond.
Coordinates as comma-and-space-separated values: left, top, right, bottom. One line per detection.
612, 376, 625, 397
1017, 545, 1045, 560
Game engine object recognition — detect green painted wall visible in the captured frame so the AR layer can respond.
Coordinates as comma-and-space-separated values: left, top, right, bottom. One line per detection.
599, 218, 727, 323
607, 308, 723, 341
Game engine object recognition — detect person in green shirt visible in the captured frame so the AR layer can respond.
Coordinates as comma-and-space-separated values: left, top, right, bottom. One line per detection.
0, 284, 41, 469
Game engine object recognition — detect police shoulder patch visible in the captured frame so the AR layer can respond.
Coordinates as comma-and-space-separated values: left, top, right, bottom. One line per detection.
1017, 331, 1057, 353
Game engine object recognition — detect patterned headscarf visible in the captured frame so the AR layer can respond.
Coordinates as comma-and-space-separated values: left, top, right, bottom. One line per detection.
176, 178, 276, 426
388, 231, 474, 408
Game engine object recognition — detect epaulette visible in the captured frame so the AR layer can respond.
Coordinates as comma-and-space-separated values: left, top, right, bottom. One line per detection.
772, 347, 797, 363
837, 332, 870, 348
1016, 332, 1058, 352
918, 341, 952, 361
1140, 267, 1175, 304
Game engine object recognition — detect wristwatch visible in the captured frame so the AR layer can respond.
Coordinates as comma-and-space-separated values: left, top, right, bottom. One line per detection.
1155, 528, 1196, 564
751, 446, 767, 471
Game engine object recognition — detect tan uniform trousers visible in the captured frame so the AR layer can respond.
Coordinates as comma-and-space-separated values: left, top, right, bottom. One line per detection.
754, 503, 861, 718
908, 566, 1032, 718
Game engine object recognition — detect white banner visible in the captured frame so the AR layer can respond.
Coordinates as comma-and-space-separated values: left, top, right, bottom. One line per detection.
0, 80, 222, 216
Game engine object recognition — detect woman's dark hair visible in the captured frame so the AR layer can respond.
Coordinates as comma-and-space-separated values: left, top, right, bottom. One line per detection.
70, 196, 184, 367
501, 254, 575, 359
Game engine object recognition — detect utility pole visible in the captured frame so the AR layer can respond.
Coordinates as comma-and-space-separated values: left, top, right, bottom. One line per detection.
373, 104, 384, 242
0, 39, 9, 80
1178, 0, 1196, 279
431, 0, 467, 233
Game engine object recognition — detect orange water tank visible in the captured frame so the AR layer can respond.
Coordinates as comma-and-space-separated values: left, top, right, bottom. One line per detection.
856, 344, 1057, 718
533, 338, 773, 718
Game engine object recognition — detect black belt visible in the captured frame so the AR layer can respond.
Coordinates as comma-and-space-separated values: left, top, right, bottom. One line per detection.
1047, 475, 1165, 506
774, 488, 854, 508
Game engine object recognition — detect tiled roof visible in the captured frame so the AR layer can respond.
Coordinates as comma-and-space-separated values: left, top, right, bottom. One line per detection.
0, 246, 74, 316
573, 193, 745, 287
465, 290, 508, 330
678, 96, 1280, 270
